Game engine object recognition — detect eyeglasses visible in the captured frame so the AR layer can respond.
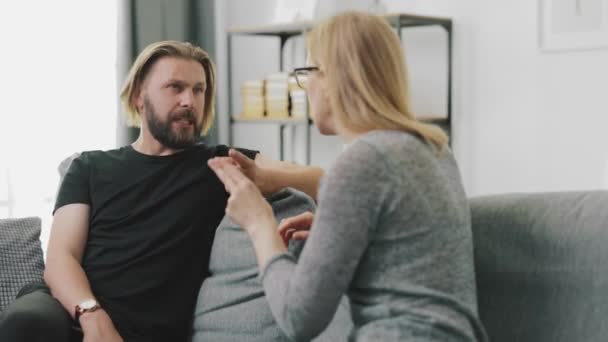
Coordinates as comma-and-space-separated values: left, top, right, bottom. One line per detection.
293, 67, 320, 89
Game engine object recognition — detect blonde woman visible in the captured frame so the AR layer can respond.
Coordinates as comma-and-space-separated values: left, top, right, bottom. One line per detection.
208, 12, 487, 341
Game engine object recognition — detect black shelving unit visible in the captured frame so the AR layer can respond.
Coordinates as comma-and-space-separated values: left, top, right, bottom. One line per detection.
226, 13, 452, 164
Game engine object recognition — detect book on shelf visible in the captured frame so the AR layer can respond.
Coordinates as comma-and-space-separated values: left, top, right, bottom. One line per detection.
241, 80, 264, 118
290, 89, 307, 119
265, 72, 289, 118
288, 75, 307, 119
238, 73, 310, 121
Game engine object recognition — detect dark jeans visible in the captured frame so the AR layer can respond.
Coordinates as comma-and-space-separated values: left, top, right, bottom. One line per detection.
0, 282, 83, 342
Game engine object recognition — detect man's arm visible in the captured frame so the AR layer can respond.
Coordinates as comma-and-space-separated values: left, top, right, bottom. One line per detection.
255, 153, 324, 201
44, 204, 123, 341
228, 149, 324, 201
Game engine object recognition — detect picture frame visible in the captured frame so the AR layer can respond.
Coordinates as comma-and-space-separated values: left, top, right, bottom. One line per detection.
539, 0, 608, 51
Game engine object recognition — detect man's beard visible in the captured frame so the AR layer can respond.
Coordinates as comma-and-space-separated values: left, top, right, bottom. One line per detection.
143, 96, 203, 149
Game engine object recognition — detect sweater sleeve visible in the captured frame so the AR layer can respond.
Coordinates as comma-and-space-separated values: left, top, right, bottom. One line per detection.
260, 141, 392, 341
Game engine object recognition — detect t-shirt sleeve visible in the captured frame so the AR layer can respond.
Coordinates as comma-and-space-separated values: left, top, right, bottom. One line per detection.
259, 141, 392, 341
53, 153, 91, 214
212, 144, 258, 160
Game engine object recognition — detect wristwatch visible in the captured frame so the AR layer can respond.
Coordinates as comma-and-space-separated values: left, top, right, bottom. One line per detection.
75, 299, 100, 322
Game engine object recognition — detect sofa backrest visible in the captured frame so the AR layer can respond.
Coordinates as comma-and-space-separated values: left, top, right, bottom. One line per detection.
470, 191, 608, 342
192, 187, 352, 342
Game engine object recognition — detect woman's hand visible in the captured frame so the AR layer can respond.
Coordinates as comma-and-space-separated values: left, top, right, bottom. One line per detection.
226, 149, 279, 196
208, 157, 276, 234
278, 211, 314, 246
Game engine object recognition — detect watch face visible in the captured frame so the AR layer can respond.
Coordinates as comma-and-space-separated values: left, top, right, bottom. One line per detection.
80, 299, 97, 310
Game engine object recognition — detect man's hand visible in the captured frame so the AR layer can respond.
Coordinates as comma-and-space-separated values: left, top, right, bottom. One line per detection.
80, 309, 124, 342
228, 149, 278, 195
278, 211, 314, 246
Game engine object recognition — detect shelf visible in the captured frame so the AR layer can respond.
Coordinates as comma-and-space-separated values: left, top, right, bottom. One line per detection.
231, 117, 311, 125
386, 12, 451, 29
228, 20, 312, 39
227, 12, 453, 162
418, 116, 449, 124
227, 13, 452, 38
231, 116, 446, 125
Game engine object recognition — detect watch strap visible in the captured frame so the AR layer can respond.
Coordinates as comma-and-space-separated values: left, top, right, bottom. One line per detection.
74, 301, 100, 323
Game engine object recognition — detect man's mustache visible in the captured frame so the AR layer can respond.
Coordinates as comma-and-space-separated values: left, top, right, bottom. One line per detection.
171, 110, 196, 123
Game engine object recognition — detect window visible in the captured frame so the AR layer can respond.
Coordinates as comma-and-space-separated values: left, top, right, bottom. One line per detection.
0, 1, 118, 254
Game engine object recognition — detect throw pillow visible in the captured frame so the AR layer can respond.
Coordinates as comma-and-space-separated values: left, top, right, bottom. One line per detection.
0, 217, 45, 312
58, 152, 80, 184
192, 188, 352, 342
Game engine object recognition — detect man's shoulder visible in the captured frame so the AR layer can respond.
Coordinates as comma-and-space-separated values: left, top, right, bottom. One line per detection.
58, 149, 117, 175
182, 143, 230, 161
202, 143, 229, 157
197, 143, 258, 159
72, 143, 256, 165
84, 146, 125, 156
78, 146, 130, 163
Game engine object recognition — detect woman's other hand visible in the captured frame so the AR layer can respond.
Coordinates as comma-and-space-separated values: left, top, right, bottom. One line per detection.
278, 211, 314, 246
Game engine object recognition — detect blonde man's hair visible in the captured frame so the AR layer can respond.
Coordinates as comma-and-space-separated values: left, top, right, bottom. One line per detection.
120, 40, 216, 135
307, 12, 448, 150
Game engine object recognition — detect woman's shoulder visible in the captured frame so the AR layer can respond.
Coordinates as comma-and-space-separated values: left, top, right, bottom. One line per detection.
346, 130, 440, 163
336, 130, 457, 182
326, 132, 401, 182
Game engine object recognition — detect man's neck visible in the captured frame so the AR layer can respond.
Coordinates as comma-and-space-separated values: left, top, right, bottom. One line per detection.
131, 133, 182, 156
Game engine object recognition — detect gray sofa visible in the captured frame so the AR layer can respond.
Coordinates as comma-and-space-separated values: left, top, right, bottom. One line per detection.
191, 189, 608, 341
471, 191, 608, 342
2, 182, 607, 341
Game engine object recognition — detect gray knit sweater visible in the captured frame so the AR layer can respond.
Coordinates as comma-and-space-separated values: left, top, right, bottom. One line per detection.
260, 130, 487, 341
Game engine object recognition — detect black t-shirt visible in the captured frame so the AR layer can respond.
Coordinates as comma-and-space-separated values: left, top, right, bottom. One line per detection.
54, 143, 258, 342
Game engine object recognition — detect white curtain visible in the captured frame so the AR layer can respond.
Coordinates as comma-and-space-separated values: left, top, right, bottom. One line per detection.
0, 1, 118, 253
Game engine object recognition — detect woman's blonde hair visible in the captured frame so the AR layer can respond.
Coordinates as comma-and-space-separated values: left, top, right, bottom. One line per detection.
307, 12, 448, 150
120, 40, 216, 135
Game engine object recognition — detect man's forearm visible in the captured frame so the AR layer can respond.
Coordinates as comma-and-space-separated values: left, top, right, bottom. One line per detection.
45, 254, 123, 340
252, 152, 324, 200
44, 254, 96, 319
270, 165, 324, 201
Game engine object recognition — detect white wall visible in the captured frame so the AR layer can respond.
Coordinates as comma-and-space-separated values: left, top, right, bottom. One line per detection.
383, 0, 608, 195
0, 1, 118, 252
217, 0, 608, 195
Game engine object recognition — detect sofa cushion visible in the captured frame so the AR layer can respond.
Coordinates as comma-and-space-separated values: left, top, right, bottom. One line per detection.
58, 152, 80, 181
192, 188, 352, 342
471, 191, 608, 342
0, 217, 45, 312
